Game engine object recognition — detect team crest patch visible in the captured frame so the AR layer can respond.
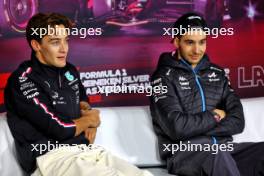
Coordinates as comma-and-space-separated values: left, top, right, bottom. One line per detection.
65, 71, 74, 81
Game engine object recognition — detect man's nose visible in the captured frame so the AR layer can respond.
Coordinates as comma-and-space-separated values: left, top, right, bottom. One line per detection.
193, 44, 199, 54
60, 42, 67, 53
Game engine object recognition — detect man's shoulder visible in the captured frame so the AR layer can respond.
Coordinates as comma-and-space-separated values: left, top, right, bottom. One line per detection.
207, 63, 226, 75
151, 66, 175, 81
5, 60, 36, 98
8, 60, 33, 81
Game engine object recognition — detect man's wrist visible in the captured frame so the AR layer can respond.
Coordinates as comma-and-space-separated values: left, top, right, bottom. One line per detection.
212, 111, 221, 122
80, 101, 91, 110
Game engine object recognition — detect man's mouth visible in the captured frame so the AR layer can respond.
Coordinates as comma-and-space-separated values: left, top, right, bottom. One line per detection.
57, 56, 66, 60
190, 55, 200, 60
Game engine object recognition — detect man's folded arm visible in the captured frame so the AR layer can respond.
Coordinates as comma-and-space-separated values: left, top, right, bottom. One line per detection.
150, 74, 217, 141
6, 77, 78, 141
205, 76, 245, 137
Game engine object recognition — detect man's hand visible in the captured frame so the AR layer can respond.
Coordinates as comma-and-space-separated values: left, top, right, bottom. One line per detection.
80, 101, 91, 110
81, 109, 101, 128
84, 127, 97, 144
213, 109, 226, 120
73, 109, 100, 136
80, 101, 99, 127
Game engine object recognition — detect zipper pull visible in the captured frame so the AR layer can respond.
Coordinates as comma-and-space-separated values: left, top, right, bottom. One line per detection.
195, 74, 200, 79
59, 70, 62, 89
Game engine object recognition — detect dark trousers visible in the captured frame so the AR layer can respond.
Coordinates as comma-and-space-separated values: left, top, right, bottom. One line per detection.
167, 142, 264, 176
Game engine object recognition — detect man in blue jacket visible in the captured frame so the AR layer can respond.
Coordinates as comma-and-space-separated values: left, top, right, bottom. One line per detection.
150, 12, 264, 176
4, 13, 100, 174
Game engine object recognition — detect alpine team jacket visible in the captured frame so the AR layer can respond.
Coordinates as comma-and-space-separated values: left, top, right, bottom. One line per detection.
4, 53, 89, 173
150, 52, 245, 159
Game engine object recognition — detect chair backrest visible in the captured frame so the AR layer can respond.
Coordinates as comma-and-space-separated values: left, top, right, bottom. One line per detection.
233, 97, 264, 142
0, 113, 25, 176
95, 97, 264, 166
94, 106, 164, 167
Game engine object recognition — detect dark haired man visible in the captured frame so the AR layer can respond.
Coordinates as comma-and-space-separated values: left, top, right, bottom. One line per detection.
150, 12, 264, 176
4, 12, 100, 174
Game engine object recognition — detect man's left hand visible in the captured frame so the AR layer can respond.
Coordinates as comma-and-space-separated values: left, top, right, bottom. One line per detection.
84, 127, 97, 144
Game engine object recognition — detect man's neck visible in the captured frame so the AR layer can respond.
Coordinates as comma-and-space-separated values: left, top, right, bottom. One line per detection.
177, 51, 197, 68
35, 52, 47, 66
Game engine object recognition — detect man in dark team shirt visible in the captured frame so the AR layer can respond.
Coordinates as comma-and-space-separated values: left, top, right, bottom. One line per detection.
150, 12, 264, 176
4, 13, 100, 174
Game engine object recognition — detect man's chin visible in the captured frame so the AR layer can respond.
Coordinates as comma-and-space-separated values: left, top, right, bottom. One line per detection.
55, 62, 66, 68
188, 57, 202, 64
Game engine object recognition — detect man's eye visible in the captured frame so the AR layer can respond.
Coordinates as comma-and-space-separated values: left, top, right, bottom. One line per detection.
186, 41, 193, 45
200, 40, 206, 45
52, 41, 59, 45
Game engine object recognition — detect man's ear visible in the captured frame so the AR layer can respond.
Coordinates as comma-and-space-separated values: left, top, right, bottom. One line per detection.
173, 37, 180, 48
31, 40, 41, 52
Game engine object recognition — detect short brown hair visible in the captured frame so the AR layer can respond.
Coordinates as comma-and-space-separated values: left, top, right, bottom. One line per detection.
26, 13, 73, 49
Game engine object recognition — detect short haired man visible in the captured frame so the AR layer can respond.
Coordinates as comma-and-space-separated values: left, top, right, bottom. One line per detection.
150, 12, 264, 176
4, 13, 152, 176
4, 13, 100, 174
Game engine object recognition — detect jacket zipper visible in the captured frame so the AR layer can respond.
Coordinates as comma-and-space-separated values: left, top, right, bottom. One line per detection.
58, 70, 62, 89
68, 94, 76, 118
180, 59, 206, 112
193, 72, 206, 112
59, 70, 76, 118
180, 59, 217, 144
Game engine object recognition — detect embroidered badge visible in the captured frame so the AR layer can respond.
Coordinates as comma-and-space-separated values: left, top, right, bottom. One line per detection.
65, 71, 74, 81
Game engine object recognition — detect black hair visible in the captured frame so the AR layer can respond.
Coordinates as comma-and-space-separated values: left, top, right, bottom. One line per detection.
26, 13, 73, 49
171, 12, 208, 41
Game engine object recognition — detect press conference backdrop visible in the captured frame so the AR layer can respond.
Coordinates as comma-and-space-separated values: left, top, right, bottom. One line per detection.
0, 0, 263, 111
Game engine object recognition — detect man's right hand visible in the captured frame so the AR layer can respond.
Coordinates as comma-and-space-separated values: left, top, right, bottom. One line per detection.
213, 109, 226, 120
81, 109, 100, 127
73, 109, 100, 136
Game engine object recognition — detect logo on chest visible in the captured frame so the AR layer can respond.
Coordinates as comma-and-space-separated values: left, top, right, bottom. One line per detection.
178, 76, 191, 90
65, 71, 78, 86
51, 91, 59, 99
208, 72, 220, 82
71, 84, 79, 91
51, 91, 66, 105
65, 71, 74, 81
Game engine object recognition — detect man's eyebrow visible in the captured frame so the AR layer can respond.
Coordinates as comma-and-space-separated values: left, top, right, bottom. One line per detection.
48, 38, 60, 42
199, 38, 207, 42
49, 37, 69, 41
184, 39, 194, 42
183, 38, 206, 42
